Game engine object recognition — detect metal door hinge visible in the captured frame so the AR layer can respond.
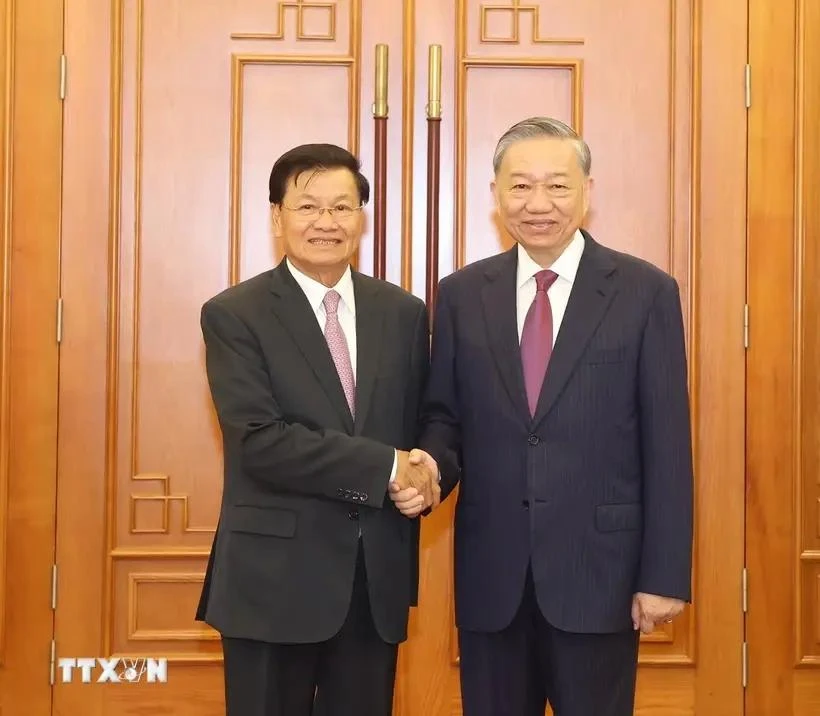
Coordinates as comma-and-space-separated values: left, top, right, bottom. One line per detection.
49, 639, 56, 685
51, 564, 58, 609
56, 298, 63, 344
743, 304, 749, 348
742, 641, 748, 687
60, 55, 67, 100
744, 64, 751, 108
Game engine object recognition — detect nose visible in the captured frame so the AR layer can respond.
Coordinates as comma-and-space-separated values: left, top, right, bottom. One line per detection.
526, 184, 555, 213
527, 183, 555, 214
313, 208, 338, 229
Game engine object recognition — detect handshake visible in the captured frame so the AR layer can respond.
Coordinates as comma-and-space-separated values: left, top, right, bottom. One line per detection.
389, 449, 440, 518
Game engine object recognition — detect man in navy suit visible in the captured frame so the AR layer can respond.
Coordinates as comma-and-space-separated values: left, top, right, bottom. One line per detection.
405, 117, 694, 715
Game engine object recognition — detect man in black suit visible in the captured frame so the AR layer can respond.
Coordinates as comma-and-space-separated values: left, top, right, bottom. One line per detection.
196, 143, 439, 716
409, 117, 694, 715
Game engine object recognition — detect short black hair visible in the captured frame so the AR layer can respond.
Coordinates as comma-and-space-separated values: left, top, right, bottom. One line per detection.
268, 143, 370, 205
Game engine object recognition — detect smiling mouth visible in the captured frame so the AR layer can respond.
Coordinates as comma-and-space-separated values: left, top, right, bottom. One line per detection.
525, 220, 557, 229
308, 238, 343, 245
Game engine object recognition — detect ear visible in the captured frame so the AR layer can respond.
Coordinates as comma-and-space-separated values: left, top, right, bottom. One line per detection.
490, 180, 500, 210
270, 204, 282, 237
582, 176, 594, 213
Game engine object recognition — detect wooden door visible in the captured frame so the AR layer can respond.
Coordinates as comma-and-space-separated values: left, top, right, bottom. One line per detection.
746, 0, 820, 713
56, 1, 747, 714
55, 1, 406, 713
396, 2, 747, 714
0, 0, 62, 714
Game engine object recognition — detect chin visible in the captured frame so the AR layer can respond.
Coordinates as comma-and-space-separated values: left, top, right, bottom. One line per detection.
522, 235, 563, 249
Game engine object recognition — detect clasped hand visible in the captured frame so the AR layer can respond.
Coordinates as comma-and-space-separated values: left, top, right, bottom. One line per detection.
388, 449, 440, 518
631, 592, 685, 634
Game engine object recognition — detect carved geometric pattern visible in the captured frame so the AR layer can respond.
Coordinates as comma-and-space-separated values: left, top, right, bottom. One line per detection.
480, 0, 584, 45
641, 622, 674, 643
128, 572, 219, 641
129, 473, 215, 535
231, 0, 337, 41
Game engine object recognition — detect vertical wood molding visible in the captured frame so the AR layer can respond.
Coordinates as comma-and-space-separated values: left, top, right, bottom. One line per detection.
694, 0, 748, 710
0, 0, 15, 664
746, 0, 800, 712
102, 0, 125, 658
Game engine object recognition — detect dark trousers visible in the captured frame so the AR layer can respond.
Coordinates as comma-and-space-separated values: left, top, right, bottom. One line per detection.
221, 544, 398, 716
458, 566, 640, 716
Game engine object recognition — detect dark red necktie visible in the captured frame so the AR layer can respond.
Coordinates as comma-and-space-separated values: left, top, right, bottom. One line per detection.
520, 269, 558, 416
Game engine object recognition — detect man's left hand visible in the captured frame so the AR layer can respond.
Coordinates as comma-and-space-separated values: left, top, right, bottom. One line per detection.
631, 592, 685, 634
389, 449, 440, 518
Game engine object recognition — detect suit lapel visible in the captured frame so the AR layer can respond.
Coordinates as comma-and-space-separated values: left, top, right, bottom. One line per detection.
481, 247, 531, 424
268, 262, 354, 433
531, 235, 618, 429
351, 273, 384, 435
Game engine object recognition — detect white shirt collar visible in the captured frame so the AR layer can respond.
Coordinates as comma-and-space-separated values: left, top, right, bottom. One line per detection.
516, 229, 585, 288
286, 258, 356, 316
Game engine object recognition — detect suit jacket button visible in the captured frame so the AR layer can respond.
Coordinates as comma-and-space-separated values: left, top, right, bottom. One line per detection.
528, 435, 540, 446
360, 492, 369, 502
348, 509, 359, 520
522, 499, 529, 510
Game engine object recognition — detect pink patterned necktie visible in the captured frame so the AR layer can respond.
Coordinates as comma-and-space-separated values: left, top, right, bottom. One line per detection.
520, 269, 559, 417
323, 289, 356, 417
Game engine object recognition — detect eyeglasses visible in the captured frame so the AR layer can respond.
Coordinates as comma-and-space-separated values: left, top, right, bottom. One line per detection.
281, 203, 363, 220
505, 181, 575, 199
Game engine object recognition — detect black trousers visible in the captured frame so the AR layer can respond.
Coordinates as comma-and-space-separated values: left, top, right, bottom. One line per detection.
221, 544, 398, 716
458, 566, 640, 716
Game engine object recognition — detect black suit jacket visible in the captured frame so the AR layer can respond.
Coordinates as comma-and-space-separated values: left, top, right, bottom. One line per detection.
195, 260, 429, 645
420, 231, 694, 634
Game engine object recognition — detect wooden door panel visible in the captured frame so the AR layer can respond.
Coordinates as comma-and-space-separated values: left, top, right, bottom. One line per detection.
399, 1, 746, 715
0, 0, 62, 714
747, 0, 820, 712
57, 0, 404, 714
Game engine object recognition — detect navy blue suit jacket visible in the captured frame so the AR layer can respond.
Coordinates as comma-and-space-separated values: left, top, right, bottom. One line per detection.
420, 231, 694, 634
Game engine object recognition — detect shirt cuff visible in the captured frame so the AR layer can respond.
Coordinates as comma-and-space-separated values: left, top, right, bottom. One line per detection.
389, 449, 397, 482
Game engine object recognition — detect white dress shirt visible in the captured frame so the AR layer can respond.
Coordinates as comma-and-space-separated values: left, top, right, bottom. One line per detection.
287, 258, 358, 374
516, 229, 585, 345
287, 259, 398, 483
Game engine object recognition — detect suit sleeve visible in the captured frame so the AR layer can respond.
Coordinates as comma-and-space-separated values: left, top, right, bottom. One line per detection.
201, 299, 395, 508
418, 282, 462, 500
636, 278, 695, 601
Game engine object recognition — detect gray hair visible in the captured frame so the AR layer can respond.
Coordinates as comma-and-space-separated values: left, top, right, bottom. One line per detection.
492, 117, 591, 176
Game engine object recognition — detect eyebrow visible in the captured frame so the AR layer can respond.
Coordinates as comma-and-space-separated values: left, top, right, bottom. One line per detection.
292, 193, 356, 202
509, 172, 570, 180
